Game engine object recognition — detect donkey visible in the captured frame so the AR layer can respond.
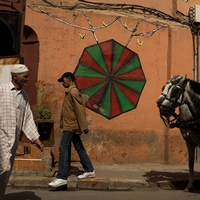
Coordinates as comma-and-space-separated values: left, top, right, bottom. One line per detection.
156, 75, 200, 192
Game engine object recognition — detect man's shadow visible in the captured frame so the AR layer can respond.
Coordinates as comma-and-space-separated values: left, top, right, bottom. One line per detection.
144, 170, 200, 192
3, 191, 41, 200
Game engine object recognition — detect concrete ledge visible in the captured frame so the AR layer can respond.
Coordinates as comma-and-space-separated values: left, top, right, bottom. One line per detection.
13, 176, 52, 187
108, 178, 149, 190
77, 178, 108, 190
157, 180, 174, 190
8, 163, 200, 191
68, 176, 78, 189
8, 176, 15, 187
8, 175, 189, 191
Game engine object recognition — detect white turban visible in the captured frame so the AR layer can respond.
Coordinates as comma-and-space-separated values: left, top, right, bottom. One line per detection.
11, 64, 29, 74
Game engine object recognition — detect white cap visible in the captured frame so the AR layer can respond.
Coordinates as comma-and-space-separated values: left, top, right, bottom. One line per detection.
11, 64, 29, 74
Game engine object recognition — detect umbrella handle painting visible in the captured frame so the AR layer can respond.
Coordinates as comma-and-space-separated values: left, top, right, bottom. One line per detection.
74, 39, 146, 120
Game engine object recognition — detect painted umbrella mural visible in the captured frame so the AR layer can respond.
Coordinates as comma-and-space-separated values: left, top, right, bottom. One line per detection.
74, 39, 146, 119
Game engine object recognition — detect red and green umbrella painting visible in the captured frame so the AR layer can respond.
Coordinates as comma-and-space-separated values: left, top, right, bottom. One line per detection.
74, 39, 146, 119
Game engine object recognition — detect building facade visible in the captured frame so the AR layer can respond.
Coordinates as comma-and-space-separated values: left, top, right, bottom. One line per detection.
1, 0, 199, 165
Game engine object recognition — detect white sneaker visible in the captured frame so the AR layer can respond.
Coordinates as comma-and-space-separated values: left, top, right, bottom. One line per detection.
78, 170, 95, 179
48, 178, 67, 187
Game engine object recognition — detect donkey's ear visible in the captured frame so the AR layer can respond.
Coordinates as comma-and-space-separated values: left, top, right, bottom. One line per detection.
185, 74, 187, 78
182, 76, 186, 81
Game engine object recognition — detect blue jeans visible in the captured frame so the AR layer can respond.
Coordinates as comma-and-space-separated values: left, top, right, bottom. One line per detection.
56, 130, 94, 180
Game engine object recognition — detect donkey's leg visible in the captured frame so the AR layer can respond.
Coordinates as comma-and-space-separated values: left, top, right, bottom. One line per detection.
185, 142, 195, 192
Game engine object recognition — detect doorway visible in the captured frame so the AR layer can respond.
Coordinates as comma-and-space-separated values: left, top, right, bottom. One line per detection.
21, 25, 39, 107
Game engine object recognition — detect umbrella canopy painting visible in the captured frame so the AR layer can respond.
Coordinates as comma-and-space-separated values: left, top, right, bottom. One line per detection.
74, 39, 146, 119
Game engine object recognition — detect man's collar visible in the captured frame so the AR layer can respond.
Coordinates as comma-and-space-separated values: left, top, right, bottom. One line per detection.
9, 82, 16, 90
9, 82, 22, 93
66, 84, 76, 93
69, 84, 76, 90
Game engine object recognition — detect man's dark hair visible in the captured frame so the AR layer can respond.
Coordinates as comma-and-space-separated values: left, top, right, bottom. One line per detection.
57, 72, 76, 82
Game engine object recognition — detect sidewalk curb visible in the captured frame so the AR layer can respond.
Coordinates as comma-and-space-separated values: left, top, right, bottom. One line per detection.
8, 176, 52, 188
157, 180, 173, 190
7, 176, 160, 190
8, 163, 200, 191
108, 178, 149, 190
8, 174, 192, 191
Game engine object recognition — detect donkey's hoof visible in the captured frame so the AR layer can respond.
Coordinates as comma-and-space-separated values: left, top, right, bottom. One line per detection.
184, 186, 193, 192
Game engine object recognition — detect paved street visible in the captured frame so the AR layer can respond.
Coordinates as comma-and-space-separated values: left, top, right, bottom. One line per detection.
3, 187, 200, 200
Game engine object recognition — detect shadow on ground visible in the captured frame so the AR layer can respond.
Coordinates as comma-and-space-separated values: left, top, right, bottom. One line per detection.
3, 191, 41, 200
144, 171, 200, 192
48, 185, 68, 192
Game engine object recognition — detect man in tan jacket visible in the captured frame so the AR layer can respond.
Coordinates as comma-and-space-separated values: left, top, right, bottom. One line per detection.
48, 72, 95, 187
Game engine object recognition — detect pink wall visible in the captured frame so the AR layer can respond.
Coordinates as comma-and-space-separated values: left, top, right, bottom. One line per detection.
24, 0, 197, 164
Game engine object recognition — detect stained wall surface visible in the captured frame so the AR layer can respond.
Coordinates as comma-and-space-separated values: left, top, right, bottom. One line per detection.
23, 0, 197, 164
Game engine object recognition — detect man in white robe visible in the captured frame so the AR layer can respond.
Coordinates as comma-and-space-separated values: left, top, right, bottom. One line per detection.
0, 64, 44, 199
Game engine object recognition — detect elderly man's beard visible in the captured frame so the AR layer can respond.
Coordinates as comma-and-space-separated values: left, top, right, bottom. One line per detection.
16, 77, 28, 88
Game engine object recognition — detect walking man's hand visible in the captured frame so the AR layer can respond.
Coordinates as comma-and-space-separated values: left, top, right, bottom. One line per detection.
35, 139, 45, 155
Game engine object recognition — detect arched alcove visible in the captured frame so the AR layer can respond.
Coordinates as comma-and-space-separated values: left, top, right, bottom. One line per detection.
21, 25, 39, 107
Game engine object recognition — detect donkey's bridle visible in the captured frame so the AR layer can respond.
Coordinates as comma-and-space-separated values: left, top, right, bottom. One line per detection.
158, 77, 200, 131
158, 81, 186, 127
